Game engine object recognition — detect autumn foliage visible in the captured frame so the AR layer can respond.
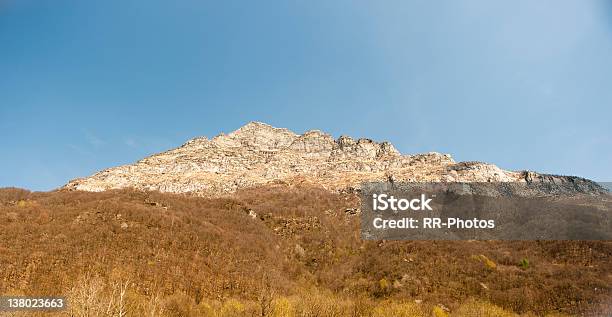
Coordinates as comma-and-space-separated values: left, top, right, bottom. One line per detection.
0, 186, 610, 316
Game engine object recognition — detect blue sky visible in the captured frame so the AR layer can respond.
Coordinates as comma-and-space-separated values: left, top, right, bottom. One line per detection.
1, 0, 611, 191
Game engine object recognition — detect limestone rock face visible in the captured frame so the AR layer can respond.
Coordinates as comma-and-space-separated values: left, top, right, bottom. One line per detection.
63, 122, 571, 195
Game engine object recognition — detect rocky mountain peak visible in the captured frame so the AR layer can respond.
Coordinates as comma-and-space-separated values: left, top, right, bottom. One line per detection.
63, 122, 592, 196
213, 121, 298, 150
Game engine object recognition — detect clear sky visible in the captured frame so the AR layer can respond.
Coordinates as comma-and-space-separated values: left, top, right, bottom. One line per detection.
1, 0, 611, 191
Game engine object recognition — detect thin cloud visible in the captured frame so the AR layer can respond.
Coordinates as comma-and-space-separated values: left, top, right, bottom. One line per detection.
124, 138, 137, 148
84, 131, 106, 147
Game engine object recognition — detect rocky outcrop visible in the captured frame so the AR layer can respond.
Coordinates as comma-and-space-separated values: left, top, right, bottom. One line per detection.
63, 122, 602, 196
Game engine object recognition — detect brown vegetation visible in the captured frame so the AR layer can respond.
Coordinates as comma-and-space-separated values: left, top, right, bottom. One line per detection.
0, 186, 610, 316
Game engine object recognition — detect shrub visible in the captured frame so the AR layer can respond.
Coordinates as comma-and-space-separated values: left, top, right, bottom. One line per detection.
378, 278, 390, 294
272, 297, 295, 317
162, 292, 196, 317
472, 254, 497, 270
194, 302, 215, 317
219, 299, 246, 317
372, 301, 427, 317
454, 299, 516, 317
432, 305, 449, 317
519, 258, 530, 270
292, 289, 354, 316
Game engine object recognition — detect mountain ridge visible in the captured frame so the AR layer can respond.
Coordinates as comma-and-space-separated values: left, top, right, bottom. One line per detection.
63, 122, 601, 195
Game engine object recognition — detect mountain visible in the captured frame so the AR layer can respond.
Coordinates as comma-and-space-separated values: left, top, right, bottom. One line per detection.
63, 122, 599, 195
5, 123, 610, 316
3, 187, 611, 316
